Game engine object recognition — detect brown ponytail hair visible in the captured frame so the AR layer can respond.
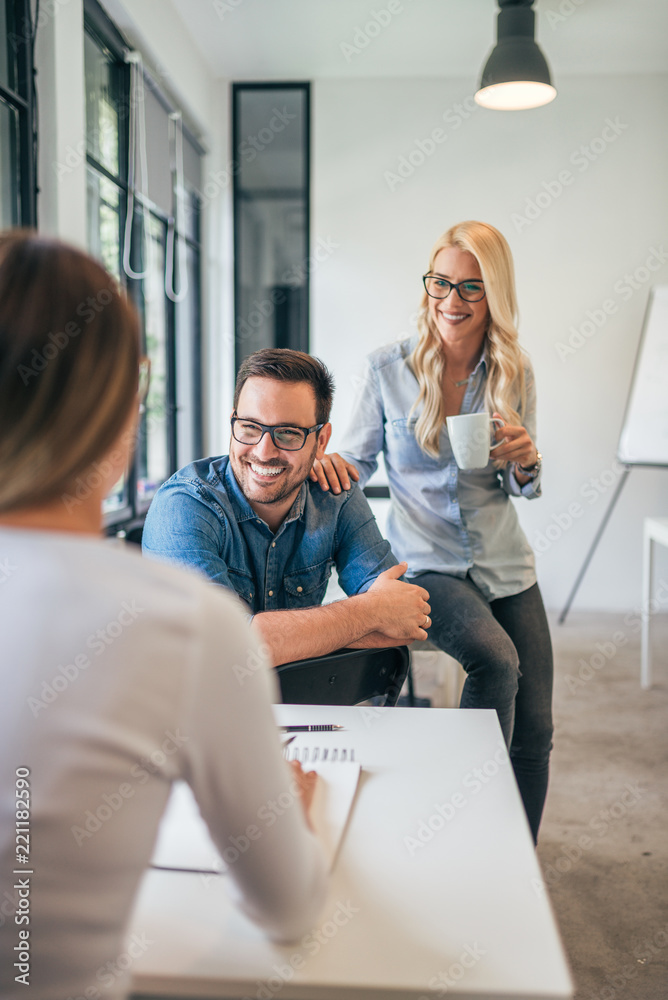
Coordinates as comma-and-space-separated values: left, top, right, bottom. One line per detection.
0, 231, 140, 512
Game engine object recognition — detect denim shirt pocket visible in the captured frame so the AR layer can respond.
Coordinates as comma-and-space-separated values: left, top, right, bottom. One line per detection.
387, 416, 442, 471
283, 559, 334, 608
226, 566, 256, 608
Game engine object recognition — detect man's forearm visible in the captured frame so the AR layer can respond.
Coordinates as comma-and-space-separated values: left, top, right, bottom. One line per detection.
347, 630, 414, 650
252, 595, 377, 666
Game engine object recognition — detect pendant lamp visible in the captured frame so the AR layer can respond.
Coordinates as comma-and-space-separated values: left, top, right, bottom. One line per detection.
475, 0, 557, 111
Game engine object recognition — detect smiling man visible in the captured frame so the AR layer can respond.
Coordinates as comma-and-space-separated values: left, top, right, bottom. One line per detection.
142, 349, 430, 665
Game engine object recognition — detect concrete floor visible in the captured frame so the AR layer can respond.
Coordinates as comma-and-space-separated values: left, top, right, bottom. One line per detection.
538, 611, 668, 1000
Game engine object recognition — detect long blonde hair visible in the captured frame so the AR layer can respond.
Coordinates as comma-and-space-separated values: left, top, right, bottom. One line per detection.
0, 231, 140, 512
408, 221, 526, 461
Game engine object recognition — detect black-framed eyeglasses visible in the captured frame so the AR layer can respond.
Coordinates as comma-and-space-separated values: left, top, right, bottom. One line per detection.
423, 275, 486, 302
231, 414, 325, 451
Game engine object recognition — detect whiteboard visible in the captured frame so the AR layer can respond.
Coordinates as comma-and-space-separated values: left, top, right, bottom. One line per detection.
617, 285, 668, 466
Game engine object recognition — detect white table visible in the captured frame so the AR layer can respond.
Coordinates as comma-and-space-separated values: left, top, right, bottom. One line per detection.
128, 706, 572, 1000
641, 516, 668, 688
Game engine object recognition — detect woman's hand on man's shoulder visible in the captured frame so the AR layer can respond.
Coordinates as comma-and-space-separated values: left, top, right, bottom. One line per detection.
309, 454, 360, 494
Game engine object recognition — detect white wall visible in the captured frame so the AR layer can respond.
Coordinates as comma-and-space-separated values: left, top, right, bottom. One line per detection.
311, 74, 668, 612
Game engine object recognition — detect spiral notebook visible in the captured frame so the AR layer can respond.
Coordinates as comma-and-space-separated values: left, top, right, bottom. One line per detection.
151, 748, 361, 874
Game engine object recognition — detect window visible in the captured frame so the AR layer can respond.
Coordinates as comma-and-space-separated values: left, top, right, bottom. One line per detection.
232, 83, 310, 369
0, 0, 37, 228
83, 0, 204, 531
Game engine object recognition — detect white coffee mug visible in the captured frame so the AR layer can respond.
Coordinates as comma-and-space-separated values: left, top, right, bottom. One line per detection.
445, 412, 505, 470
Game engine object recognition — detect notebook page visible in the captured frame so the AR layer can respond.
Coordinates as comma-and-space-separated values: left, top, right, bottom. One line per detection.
152, 761, 361, 874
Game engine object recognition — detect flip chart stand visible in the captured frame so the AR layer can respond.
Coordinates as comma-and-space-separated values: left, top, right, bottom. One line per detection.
560, 286, 668, 624
558, 467, 631, 624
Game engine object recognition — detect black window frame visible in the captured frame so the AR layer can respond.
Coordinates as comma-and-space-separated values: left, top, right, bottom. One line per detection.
232, 81, 311, 371
83, 0, 204, 536
0, 0, 37, 227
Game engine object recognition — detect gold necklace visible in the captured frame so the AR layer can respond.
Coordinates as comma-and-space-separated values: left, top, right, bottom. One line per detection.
445, 371, 472, 389
444, 352, 482, 389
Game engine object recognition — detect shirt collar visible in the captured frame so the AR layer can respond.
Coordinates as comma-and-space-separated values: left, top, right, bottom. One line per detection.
283, 483, 307, 525
222, 458, 256, 523
471, 343, 488, 378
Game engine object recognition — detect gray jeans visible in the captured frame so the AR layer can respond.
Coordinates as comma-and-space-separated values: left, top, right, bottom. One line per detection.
413, 573, 554, 843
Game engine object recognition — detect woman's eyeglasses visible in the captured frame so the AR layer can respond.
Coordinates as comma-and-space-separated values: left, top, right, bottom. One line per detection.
423, 276, 486, 302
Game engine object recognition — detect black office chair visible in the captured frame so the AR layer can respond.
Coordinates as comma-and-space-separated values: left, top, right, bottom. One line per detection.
276, 645, 412, 707
111, 519, 145, 546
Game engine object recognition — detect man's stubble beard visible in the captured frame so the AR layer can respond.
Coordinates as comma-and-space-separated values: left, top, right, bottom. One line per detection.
232, 442, 317, 507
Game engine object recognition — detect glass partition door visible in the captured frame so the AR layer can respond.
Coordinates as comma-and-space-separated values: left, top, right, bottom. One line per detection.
233, 83, 310, 368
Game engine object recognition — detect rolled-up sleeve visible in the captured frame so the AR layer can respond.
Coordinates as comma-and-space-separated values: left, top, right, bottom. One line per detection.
501, 360, 542, 500
339, 361, 385, 489
334, 485, 397, 595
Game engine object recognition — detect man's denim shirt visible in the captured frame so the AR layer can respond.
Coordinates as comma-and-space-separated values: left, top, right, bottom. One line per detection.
142, 456, 396, 614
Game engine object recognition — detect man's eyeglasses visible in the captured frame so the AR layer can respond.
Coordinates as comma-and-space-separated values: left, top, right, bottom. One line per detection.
423, 275, 486, 302
231, 414, 324, 451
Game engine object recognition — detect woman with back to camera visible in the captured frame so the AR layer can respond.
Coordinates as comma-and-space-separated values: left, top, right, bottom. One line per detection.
311, 221, 553, 842
0, 231, 325, 1000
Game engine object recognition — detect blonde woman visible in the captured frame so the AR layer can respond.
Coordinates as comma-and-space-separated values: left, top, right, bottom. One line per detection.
312, 221, 553, 842
0, 232, 325, 1000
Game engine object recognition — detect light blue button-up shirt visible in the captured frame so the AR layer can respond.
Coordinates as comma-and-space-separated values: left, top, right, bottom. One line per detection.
340, 337, 541, 601
142, 456, 397, 614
